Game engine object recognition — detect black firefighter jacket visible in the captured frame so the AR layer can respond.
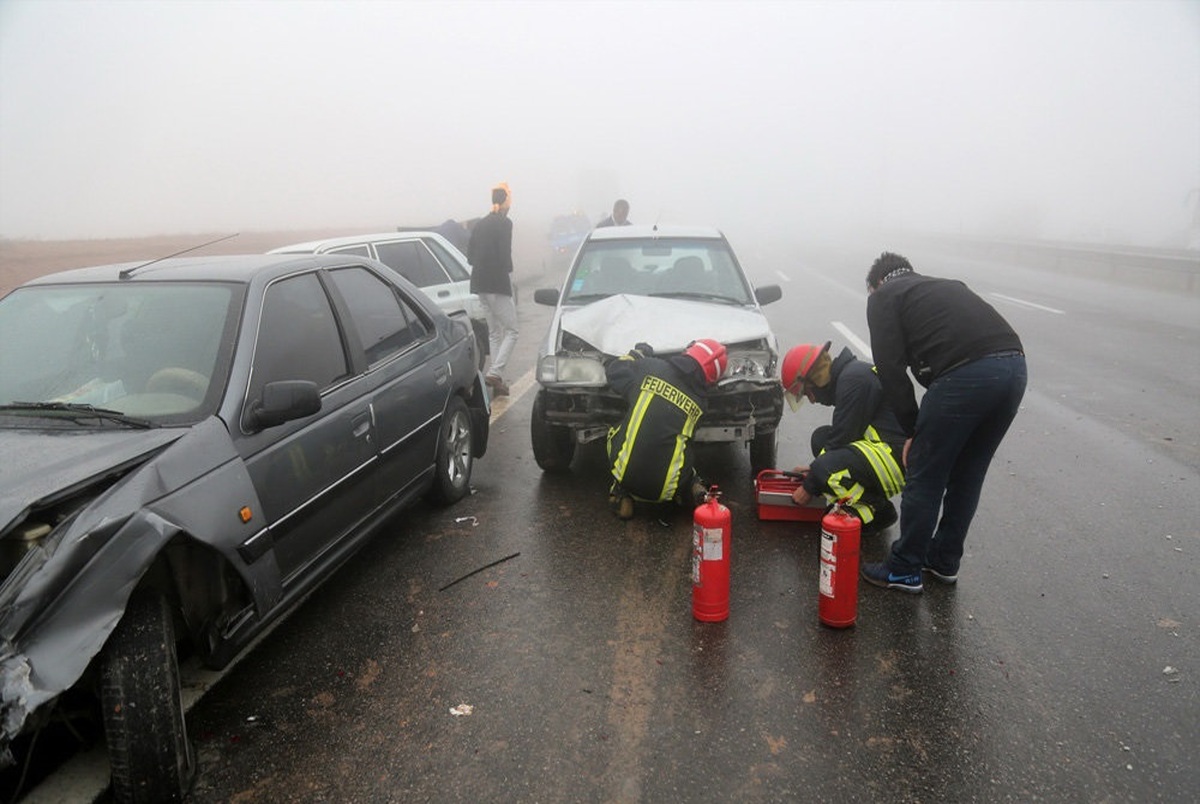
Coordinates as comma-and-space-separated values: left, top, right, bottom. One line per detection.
606, 352, 708, 503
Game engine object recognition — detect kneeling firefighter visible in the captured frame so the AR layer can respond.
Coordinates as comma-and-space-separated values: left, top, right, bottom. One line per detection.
781, 341, 906, 533
606, 339, 728, 520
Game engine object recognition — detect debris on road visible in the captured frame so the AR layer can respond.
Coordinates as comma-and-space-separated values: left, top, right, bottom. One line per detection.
449, 704, 474, 717
438, 552, 521, 591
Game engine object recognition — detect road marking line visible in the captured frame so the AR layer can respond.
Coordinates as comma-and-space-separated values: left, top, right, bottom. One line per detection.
832, 321, 873, 361
775, 269, 791, 282
989, 292, 1064, 314
488, 368, 536, 422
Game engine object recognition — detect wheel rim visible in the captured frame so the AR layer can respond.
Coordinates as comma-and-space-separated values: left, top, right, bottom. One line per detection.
444, 410, 472, 486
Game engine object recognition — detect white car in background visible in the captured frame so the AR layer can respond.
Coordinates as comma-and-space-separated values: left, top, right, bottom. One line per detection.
270, 231, 489, 368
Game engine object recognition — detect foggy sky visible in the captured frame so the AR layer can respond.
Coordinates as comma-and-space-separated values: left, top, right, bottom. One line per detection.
1, 0, 1197, 248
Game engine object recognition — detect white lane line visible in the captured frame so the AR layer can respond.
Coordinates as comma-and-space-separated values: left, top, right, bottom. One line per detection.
989, 292, 1064, 314
775, 269, 791, 283
488, 368, 537, 422
832, 321, 872, 361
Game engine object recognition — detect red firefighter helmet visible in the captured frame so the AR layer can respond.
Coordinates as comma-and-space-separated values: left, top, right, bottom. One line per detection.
684, 339, 728, 385
781, 341, 832, 409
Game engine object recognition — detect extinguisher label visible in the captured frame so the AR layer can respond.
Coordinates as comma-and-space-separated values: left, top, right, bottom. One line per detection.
700, 527, 723, 560
819, 563, 835, 597
819, 530, 836, 597
820, 529, 836, 560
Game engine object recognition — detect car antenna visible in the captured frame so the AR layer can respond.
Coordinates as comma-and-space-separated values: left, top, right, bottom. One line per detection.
119, 232, 241, 279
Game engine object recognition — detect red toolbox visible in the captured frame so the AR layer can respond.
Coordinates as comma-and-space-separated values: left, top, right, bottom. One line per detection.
754, 469, 826, 522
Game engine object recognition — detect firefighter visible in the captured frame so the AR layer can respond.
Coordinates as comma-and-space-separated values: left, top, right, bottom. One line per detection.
780, 341, 906, 533
606, 339, 727, 520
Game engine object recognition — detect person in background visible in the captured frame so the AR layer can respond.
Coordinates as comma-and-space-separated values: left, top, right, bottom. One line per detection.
606, 340, 726, 520
779, 340, 905, 533
596, 199, 631, 228
861, 252, 1026, 593
467, 182, 519, 397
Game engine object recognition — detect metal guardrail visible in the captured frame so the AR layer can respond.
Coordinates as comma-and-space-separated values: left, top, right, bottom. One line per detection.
906, 235, 1200, 294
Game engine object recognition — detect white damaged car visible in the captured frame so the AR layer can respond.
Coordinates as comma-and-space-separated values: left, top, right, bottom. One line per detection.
530, 225, 784, 475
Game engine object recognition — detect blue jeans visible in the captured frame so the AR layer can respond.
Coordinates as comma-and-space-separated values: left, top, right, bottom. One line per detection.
889, 352, 1027, 575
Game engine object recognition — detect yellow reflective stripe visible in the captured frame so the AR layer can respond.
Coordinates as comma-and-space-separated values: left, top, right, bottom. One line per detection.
826, 469, 865, 506
612, 392, 654, 480
851, 438, 905, 497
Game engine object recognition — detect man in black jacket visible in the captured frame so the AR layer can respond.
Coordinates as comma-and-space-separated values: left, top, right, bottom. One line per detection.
468, 182, 518, 396
780, 341, 906, 533
606, 339, 726, 520
861, 252, 1027, 593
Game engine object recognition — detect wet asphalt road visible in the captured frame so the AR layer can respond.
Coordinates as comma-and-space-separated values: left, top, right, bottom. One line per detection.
25, 241, 1200, 802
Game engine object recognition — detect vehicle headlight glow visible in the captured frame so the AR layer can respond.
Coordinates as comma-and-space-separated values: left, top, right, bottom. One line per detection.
538, 354, 607, 385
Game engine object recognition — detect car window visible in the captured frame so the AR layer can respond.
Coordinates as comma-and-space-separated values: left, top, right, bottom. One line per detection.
373, 241, 449, 288
327, 266, 431, 364
423, 238, 471, 282
328, 244, 372, 258
565, 240, 751, 304
252, 273, 348, 396
0, 282, 237, 419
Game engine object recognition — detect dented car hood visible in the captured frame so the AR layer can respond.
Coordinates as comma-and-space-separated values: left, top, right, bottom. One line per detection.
559, 294, 770, 355
0, 427, 184, 538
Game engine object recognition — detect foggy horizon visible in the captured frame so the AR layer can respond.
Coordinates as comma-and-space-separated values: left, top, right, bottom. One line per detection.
1, 0, 1197, 250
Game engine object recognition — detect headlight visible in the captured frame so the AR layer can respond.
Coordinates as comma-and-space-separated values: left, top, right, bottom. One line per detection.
537, 354, 607, 385
724, 350, 776, 380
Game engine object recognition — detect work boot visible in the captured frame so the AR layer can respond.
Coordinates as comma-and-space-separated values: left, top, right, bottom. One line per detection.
609, 494, 638, 520
484, 374, 510, 397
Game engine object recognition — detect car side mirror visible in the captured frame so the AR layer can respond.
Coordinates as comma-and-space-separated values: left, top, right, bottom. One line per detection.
755, 284, 782, 306
534, 288, 561, 306
245, 380, 321, 431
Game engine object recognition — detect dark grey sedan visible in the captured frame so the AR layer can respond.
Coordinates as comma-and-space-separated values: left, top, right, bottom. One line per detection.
0, 254, 489, 801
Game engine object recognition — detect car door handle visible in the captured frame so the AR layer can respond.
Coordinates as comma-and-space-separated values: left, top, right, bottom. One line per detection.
351, 410, 372, 440
434, 364, 449, 385
437, 290, 450, 297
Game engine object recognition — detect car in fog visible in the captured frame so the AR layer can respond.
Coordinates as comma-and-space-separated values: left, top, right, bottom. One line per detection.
0, 253, 489, 801
547, 212, 592, 271
270, 231, 490, 369
530, 224, 784, 475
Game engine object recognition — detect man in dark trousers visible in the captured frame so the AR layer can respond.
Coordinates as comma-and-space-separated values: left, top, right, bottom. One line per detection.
779, 341, 906, 533
468, 181, 518, 396
606, 339, 727, 520
861, 252, 1027, 593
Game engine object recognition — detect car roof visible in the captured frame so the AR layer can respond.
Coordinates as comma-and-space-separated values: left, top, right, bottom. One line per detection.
21, 253, 360, 286
584, 224, 726, 242
268, 231, 447, 254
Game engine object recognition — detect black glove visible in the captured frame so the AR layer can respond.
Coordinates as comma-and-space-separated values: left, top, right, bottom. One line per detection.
631, 342, 654, 358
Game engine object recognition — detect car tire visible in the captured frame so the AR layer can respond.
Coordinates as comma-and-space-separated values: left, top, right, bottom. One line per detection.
99, 591, 195, 804
750, 430, 777, 477
428, 396, 473, 505
531, 389, 575, 472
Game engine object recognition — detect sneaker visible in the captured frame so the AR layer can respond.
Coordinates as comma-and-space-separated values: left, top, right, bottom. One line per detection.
484, 374, 510, 397
922, 565, 958, 584
860, 501, 898, 535
860, 561, 923, 593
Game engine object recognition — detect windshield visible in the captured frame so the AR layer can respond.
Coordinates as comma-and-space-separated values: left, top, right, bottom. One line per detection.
0, 282, 240, 423
563, 238, 753, 305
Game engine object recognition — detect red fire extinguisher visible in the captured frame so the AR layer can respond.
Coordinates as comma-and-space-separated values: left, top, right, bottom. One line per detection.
692, 486, 731, 622
818, 502, 861, 628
